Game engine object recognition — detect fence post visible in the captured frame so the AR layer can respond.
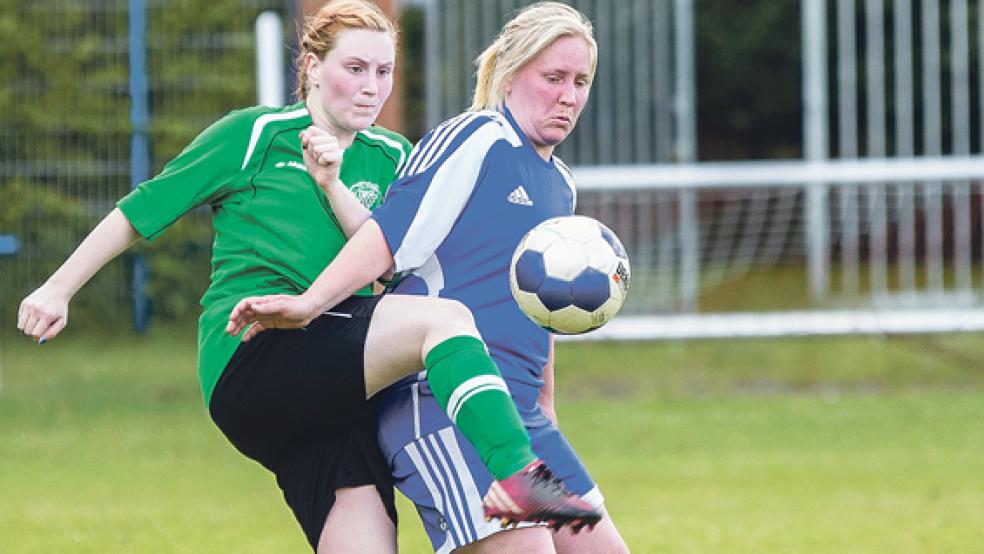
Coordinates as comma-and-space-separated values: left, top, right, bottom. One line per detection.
803, 0, 830, 301
128, 0, 150, 333
0, 234, 19, 257
256, 11, 285, 107
674, 0, 699, 311
0, 234, 18, 393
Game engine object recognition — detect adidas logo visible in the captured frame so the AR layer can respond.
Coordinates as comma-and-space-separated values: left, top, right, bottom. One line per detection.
507, 185, 534, 207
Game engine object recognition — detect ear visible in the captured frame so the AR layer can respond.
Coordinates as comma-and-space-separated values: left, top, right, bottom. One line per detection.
504, 78, 513, 95
304, 53, 321, 88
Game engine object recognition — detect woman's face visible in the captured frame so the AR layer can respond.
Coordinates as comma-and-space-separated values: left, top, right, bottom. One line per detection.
307, 28, 395, 134
504, 35, 593, 159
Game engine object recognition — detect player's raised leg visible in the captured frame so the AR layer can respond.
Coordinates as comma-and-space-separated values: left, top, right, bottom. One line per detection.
362, 294, 600, 529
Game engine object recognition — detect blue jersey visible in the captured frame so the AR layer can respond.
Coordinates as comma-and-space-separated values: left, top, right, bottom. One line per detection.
372, 107, 576, 416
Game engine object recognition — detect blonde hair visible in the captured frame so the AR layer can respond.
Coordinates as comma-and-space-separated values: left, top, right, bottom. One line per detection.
294, 0, 398, 99
470, 2, 597, 111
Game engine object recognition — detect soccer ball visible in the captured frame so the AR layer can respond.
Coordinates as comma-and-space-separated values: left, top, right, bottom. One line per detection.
509, 215, 630, 334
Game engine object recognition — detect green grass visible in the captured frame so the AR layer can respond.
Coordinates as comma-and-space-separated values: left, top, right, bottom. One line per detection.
1, 327, 983, 552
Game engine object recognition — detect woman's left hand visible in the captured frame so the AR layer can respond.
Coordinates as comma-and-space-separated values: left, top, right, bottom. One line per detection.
226, 294, 321, 341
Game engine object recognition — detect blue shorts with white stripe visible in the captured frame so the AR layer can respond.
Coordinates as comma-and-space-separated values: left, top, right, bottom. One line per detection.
378, 376, 603, 553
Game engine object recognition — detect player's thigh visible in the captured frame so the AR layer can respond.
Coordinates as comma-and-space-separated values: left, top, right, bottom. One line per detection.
456, 527, 556, 554
318, 485, 397, 554
552, 505, 628, 554
363, 294, 478, 397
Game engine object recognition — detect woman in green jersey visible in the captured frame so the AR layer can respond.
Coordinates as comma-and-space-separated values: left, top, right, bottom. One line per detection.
16, 1, 598, 551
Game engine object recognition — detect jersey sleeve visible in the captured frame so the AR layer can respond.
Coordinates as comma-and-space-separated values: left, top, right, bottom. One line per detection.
379, 133, 413, 202
356, 126, 413, 205
117, 109, 252, 241
394, 134, 414, 176
371, 114, 506, 273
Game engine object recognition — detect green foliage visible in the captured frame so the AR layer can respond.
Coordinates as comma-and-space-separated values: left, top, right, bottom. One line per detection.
696, 1, 802, 160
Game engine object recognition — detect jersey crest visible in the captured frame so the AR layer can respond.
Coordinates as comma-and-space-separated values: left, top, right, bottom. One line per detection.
351, 180, 382, 209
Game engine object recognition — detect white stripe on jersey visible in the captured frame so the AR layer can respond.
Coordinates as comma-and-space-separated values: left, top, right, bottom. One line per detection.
412, 113, 481, 176
402, 110, 523, 179
487, 110, 524, 148
402, 112, 478, 178
360, 128, 408, 172
393, 120, 512, 272
241, 107, 308, 169
410, 254, 445, 296
555, 157, 578, 210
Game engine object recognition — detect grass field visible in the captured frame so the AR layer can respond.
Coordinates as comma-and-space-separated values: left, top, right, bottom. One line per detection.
1, 325, 983, 552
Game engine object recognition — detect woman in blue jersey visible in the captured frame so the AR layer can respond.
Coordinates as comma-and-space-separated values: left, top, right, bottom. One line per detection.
227, 2, 629, 553
17, 1, 597, 552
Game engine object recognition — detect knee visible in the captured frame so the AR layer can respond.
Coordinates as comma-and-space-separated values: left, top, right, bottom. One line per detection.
427, 298, 479, 339
445, 298, 475, 324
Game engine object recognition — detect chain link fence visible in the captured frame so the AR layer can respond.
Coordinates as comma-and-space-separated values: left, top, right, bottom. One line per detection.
1, 0, 288, 328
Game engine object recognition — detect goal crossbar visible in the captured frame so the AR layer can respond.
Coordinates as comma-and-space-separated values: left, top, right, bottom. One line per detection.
572, 156, 984, 190
560, 309, 984, 341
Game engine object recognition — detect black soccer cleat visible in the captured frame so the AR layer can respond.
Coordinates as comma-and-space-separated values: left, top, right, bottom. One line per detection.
483, 460, 601, 533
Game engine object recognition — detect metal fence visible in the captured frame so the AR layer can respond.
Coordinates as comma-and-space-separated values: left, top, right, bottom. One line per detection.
422, 0, 692, 165
0, 0, 287, 326
7, 0, 984, 336
425, 0, 984, 338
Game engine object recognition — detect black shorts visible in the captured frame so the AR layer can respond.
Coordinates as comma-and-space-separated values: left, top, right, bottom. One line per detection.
208, 295, 396, 550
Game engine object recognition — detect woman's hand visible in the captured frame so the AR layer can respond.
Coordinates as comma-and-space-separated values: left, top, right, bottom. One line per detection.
300, 126, 344, 193
225, 293, 322, 341
17, 284, 71, 344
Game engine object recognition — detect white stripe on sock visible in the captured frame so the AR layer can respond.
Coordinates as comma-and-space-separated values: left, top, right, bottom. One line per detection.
445, 375, 509, 423
581, 486, 606, 509
449, 384, 506, 423
445, 375, 508, 419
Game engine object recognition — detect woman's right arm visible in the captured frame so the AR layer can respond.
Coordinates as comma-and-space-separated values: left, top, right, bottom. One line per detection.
17, 208, 140, 342
226, 218, 393, 340
301, 126, 371, 238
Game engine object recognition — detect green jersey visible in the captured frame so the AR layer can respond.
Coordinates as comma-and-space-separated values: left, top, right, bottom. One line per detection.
117, 102, 412, 404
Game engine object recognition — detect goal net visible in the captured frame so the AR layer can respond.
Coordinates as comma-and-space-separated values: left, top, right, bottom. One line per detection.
569, 157, 984, 339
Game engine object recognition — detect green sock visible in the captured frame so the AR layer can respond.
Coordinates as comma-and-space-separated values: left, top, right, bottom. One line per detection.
425, 335, 537, 479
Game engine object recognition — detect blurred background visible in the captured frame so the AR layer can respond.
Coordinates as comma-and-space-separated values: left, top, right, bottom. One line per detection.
5, 0, 984, 334
2, 1, 984, 552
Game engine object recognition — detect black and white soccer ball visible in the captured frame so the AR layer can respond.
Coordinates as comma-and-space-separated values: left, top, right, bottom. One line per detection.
509, 215, 630, 334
